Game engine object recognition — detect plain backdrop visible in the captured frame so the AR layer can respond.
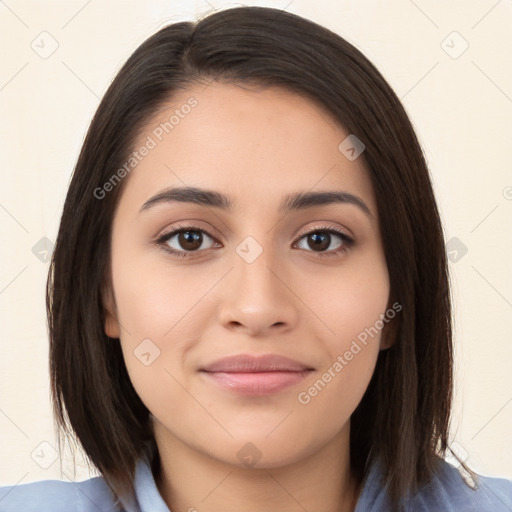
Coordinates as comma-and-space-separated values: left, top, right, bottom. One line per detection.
0, 0, 511, 485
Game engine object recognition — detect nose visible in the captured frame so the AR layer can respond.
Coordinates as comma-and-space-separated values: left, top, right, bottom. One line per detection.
217, 247, 300, 337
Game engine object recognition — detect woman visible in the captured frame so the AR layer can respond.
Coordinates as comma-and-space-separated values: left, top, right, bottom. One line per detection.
1, 5, 510, 512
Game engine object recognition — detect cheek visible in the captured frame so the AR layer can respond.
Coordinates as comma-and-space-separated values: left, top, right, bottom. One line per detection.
111, 240, 213, 342
292, 346, 378, 452
298, 250, 390, 349
110, 248, 215, 412
293, 254, 389, 413
294, 287, 387, 438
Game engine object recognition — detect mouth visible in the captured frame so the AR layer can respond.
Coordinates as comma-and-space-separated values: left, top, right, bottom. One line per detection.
199, 354, 315, 396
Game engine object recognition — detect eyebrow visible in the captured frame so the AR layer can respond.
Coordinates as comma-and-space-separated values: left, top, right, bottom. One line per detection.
139, 186, 372, 218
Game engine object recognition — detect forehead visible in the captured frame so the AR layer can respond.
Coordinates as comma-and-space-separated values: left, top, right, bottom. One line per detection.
121, 82, 376, 217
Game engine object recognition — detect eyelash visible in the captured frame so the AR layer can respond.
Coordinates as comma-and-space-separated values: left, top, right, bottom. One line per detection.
154, 224, 354, 259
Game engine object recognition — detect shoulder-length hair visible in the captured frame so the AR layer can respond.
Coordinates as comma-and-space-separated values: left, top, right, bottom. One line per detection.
48, 5, 453, 509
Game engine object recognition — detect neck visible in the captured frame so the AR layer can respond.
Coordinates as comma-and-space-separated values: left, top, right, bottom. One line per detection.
154, 423, 360, 512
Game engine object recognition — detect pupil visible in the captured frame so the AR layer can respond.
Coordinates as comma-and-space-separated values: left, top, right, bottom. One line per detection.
310, 232, 329, 251
180, 231, 202, 250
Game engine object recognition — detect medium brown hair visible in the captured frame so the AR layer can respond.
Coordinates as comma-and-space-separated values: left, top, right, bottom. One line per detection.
48, 6, 453, 509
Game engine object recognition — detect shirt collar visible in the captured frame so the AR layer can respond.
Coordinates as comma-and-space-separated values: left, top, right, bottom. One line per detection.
115, 441, 170, 512
122, 443, 389, 512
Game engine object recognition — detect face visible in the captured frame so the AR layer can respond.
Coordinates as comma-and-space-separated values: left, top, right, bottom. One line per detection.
104, 82, 393, 469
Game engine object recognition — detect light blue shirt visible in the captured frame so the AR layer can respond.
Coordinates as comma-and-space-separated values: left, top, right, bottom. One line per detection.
1, 450, 511, 511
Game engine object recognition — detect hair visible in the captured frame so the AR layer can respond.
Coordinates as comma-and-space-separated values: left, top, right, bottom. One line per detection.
47, 5, 455, 510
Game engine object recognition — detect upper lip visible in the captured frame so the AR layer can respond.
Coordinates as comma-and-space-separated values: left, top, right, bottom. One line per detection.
200, 354, 314, 373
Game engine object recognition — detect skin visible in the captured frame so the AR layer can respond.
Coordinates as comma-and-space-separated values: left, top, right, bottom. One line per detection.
104, 81, 395, 512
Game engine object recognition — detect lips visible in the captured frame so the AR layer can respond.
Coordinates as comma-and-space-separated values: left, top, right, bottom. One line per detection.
201, 354, 314, 373
199, 354, 314, 395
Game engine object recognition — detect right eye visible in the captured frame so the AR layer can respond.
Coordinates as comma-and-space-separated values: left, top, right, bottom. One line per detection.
155, 225, 221, 258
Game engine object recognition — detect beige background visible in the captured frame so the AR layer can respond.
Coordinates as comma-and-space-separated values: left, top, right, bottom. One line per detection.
0, 0, 511, 485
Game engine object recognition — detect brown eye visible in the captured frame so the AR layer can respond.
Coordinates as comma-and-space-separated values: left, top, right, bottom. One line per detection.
295, 228, 353, 256
157, 226, 218, 256
176, 230, 203, 251
306, 232, 331, 251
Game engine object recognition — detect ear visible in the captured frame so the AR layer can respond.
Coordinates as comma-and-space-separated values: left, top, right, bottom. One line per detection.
379, 303, 401, 350
102, 282, 120, 339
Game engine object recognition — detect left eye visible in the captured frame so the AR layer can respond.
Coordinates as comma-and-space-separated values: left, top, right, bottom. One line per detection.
156, 225, 353, 258
294, 229, 352, 255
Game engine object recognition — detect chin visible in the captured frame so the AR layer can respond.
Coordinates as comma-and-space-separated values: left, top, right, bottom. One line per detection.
201, 432, 322, 471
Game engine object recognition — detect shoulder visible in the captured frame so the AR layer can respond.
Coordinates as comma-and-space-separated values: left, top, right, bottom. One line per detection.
356, 458, 512, 512
410, 459, 512, 512
0, 475, 118, 512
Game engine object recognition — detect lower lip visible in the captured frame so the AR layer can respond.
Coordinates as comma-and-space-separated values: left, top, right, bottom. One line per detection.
200, 370, 312, 395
